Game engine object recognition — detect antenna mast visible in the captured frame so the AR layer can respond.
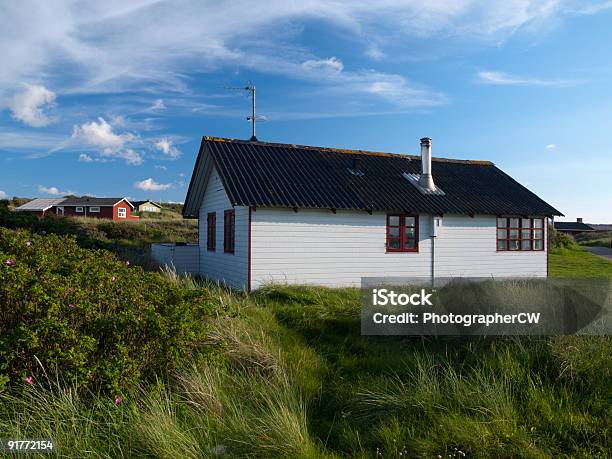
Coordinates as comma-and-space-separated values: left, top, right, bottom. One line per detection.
225, 81, 265, 141
246, 85, 257, 141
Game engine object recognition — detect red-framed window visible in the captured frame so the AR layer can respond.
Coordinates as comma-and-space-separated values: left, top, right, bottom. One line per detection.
207, 212, 216, 251
497, 217, 544, 251
224, 209, 235, 254
386, 214, 419, 252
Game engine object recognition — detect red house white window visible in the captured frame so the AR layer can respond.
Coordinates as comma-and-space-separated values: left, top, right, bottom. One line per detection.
118, 207, 126, 218
386, 214, 419, 252
497, 217, 544, 251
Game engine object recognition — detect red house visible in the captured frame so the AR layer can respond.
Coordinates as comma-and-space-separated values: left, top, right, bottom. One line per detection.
56, 197, 139, 220
15, 197, 139, 221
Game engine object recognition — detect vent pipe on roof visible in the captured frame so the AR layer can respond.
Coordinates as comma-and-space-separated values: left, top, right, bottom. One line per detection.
418, 137, 435, 191
577, 217, 583, 223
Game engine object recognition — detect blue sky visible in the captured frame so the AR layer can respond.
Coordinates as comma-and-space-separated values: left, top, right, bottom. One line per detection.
1, 1, 611, 222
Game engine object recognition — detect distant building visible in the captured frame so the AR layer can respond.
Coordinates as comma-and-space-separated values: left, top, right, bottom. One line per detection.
14, 197, 138, 221
132, 200, 162, 213
13, 198, 65, 217
554, 218, 595, 235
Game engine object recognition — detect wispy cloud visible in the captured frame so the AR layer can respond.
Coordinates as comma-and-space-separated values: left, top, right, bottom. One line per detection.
9, 84, 57, 127
134, 178, 172, 191
477, 71, 579, 87
545, 143, 557, 149
2, 1, 608, 106
151, 99, 166, 110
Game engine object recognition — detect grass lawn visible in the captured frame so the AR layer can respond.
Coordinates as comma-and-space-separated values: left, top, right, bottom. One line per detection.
549, 246, 612, 277
1, 244, 610, 457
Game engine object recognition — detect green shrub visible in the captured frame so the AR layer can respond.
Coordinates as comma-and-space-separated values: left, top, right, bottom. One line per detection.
551, 230, 577, 249
0, 227, 213, 395
97, 221, 148, 240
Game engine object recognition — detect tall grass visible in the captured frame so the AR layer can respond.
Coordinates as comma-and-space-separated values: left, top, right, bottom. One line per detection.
1, 247, 610, 457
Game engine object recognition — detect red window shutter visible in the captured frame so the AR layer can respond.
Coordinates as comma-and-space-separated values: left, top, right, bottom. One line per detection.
224, 209, 235, 253
207, 212, 216, 251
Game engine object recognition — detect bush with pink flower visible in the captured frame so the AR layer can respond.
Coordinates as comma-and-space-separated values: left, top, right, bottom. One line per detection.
0, 227, 214, 394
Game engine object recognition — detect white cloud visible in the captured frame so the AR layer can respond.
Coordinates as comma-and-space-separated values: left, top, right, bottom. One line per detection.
1, 1, 608, 108
72, 117, 143, 165
38, 185, 72, 196
151, 99, 166, 110
477, 71, 577, 87
545, 143, 557, 149
9, 84, 57, 127
154, 138, 181, 159
155, 164, 168, 170
0, 190, 7, 199
302, 57, 344, 74
134, 178, 172, 191
79, 153, 93, 162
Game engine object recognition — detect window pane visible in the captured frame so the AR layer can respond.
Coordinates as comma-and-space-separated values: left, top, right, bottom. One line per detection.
388, 215, 400, 226
509, 240, 520, 250
404, 239, 416, 249
497, 218, 507, 228
534, 240, 543, 250
497, 229, 507, 239
533, 230, 543, 240
521, 218, 531, 229
497, 240, 507, 251
405, 216, 415, 227
521, 229, 531, 239
521, 240, 531, 250
509, 229, 519, 239
509, 218, 519, 228
533, 219, 543, 228
405, 227, 415, 239
389, 227, 400, 237
388, 238, 400, 249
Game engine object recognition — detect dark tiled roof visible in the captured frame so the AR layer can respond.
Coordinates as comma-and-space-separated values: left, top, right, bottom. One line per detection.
60, 197, 129, 207
183, 137, 563, 217
554, 222, 596, 231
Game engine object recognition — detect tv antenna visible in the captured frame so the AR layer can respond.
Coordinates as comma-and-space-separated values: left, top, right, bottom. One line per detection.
226, 82, 266, 141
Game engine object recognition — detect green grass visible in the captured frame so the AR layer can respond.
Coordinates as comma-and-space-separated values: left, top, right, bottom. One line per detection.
549, 246, 612, 277
0, 245, 610, 457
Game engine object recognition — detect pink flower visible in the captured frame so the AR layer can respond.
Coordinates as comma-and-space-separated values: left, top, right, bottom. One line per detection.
114, 396, 123, 406
25, 376, 34, 385
111, 276, 116, 282
4, 258, 15, 267
68, 303, 75, 309
188, 351, 193, 360
125, 261, 130, 266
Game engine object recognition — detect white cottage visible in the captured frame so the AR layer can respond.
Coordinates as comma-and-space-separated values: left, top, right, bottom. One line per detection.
182, 136, 562, 290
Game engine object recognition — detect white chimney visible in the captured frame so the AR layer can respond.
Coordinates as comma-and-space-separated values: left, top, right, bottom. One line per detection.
418, 137, 435, 191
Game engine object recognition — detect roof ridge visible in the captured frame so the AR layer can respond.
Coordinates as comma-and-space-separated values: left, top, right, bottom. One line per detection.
203, 136, 494, 166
